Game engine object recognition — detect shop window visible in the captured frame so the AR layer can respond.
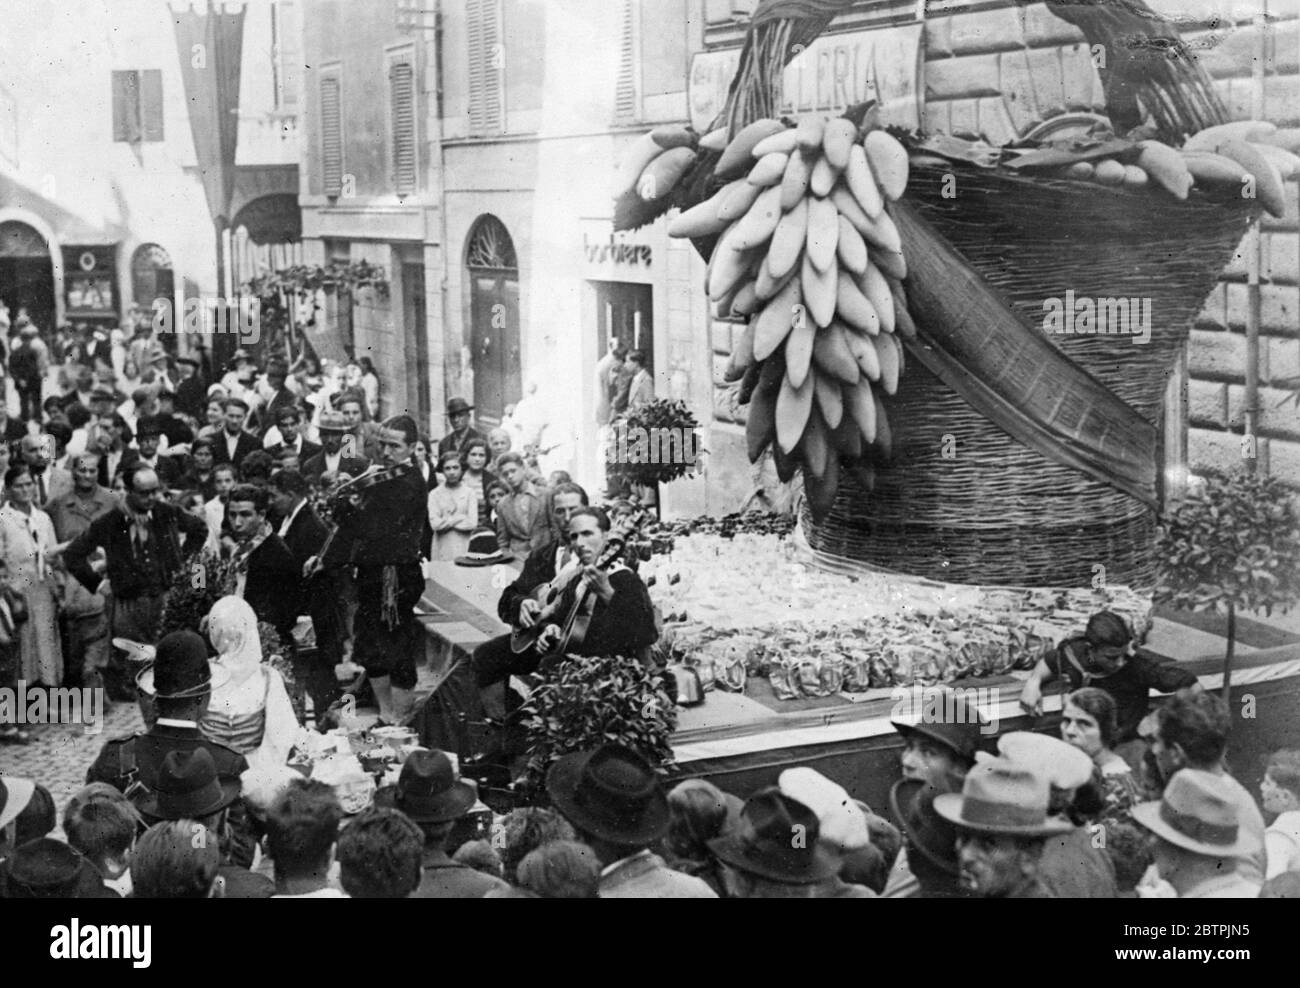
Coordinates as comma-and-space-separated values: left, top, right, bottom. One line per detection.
319, 71, 344, 196
389, 57, 418, 196
131, 244, 174, 310
111, 70, 164, 143
467, 0, 505, 135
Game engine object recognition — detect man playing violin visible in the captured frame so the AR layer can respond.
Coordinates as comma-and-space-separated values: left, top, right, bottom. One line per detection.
312, 414, 428, 724
472, 504, 659, 714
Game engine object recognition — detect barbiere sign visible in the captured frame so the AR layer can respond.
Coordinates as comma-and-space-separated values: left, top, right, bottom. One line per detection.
688, 24, 924, 133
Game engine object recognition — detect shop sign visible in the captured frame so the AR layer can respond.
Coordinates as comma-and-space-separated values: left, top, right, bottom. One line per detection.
583, 230, 652, 267
688, 23, 923, 132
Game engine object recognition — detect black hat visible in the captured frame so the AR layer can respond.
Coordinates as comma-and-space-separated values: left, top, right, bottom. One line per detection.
0, 838, 86, 898
890, 778, 961, 877
135, 415, 163, 438
708, 788, 839, 885
546, 744, 669, 846
890, 688, 988, 765
445, 397, 473, 416
454, 529, 509, 567
137, 748, 240, 821
394, 750, 476, 823
136, 630, 228, 700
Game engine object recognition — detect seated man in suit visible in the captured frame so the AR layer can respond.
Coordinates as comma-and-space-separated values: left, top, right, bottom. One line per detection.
223, 484, 300, 644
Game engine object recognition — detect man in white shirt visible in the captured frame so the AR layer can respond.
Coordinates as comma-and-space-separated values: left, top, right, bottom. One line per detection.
1262, 750, 1300, 879
204, 463, 238, 554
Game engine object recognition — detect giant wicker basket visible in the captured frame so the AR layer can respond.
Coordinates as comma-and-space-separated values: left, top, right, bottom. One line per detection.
800, 160, 1257, 589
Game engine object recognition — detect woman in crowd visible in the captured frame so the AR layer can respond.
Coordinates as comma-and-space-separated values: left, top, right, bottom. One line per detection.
0, 465, 63, 687
460, 438, 495, 527
663, 779, 737, 897
487, 427, 512, 473
1060, 686, 1141, 821
199, 396, 226, 440
413, 435, 437, 491
200, 595, 300, 772
357, 357, 381, 419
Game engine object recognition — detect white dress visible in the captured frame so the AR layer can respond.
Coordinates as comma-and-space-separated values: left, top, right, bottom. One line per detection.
0, 503, 63, 684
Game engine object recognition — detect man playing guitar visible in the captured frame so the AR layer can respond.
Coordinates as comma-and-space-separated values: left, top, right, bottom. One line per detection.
473, 503, 658, 711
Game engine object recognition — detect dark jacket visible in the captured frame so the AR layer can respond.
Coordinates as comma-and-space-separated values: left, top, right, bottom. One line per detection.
96, 448, 141, 488
210, 430, 262, 471
155, 413, 195, 448
242, 534, 302, 638
267, 438, 322, 465
278, 502, 330, 569
321, 461, 427, 571
437, 426, 486, 460
301, 450, 370, 485
64, 502, 209, 600
410, 847, 509, 899
175, 376, 207, 421
87, 723, 248, 795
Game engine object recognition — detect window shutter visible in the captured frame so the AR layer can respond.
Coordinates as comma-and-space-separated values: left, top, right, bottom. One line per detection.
111, 70, 141, 142
390, 61, 417, 196
614, 0, 637, 123
320, 75, 343, 196
141, 69, 164, 142
467, 0, 503, 135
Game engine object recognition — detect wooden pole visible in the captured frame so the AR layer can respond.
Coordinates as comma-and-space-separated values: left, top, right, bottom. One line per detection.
1244, 2, 1267, 474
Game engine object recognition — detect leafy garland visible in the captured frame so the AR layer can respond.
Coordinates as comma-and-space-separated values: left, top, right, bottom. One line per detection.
241, 261, 391, 357
606, 398, 705, 489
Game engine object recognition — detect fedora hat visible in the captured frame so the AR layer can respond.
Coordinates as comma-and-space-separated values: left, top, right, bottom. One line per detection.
1132, 768, 1262, 859
994, 732, 1095, 791
395, 749, 476, 823
136, 630, 228, 700
0, 838, 85, 898
890, 778, 961, 877
0, 775, 36, 831
778, 767, 870, 852
454, 529, 509, 567
708, 788, 840, 884
547, 744, 669, 846
137, 747, 240, 821
891, 688, 988, 765
317, 409, 350, 434
445, 397, 474, 416
933, 758, 1073, 837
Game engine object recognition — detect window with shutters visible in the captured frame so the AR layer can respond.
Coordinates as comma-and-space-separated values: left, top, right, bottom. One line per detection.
613, 0, 639, 124
503, 0, 544, 117
319, 70, 343, 197
389, 57, 418, 196
467, 0, 504, 136
111, 70, 164, 143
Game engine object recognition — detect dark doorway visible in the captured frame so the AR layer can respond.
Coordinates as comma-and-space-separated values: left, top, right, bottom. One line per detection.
0, 221, 55, 333
595, 281, 653, 377
466, 216, 520, 428
402, 260, 430, 430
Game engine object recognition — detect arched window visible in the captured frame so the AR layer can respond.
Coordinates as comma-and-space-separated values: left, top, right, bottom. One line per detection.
131, 243, 174, 310
466, 215, 518, 270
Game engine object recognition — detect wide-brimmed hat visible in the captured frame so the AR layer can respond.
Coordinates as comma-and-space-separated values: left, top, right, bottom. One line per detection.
176, 355, 200, 368
933, 758, 1073, 837
136, 630, 228, 700
708, 787, 840, 884
0, 838, 85, 898
890, 688, 988, 765
0, 775, 36, 830
454, 529, 509, 567
547, 744, 669, 846
890, 778, 961, 877
395, 750, 476, 823
317, 409, 350, 434
137, 748, 240, 821
1132, 768, 1262, 859
994, 732, 1094, 791
230, 348, 254, 366
445, 397, 474, 416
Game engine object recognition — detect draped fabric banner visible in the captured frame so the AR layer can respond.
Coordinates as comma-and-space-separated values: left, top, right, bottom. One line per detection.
171, 2, 246, 224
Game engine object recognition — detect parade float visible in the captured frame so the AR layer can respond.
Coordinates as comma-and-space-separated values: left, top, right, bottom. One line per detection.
597, 0, 1300, 805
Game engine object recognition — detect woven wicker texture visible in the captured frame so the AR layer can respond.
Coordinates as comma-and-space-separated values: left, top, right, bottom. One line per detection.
804, 161, 1256, 588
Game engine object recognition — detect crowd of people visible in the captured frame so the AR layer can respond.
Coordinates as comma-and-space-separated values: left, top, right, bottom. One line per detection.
1, 312, 1298, 899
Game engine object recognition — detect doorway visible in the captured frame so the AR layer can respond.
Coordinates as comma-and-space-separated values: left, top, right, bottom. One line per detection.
402, 260, 430, 430
466, 215, 520, 428
0, 221, 55, 333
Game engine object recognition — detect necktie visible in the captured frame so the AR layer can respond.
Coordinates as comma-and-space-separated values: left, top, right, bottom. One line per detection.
36, 472, 46, 503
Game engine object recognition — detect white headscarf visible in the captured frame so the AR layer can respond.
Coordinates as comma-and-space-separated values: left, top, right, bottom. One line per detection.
208, 595, 262, 676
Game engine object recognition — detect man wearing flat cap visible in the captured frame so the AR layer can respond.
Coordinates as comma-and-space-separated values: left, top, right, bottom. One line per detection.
935, 757, 1069, 898
548, 743, 716, 898
1133, 768, 1263, 898
211, 397, 261, 472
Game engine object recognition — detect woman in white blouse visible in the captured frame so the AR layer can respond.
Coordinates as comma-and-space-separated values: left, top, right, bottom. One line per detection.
0, 465, 63, 685
200, 595, 301, 771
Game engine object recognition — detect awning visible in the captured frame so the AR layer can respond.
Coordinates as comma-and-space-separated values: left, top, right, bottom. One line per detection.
0, 165, 123, 247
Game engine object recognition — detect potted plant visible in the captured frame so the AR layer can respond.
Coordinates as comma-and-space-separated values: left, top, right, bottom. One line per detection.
1155, 467, 1300, 702
519, 654, 677, 799
605, 398, 704, 509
